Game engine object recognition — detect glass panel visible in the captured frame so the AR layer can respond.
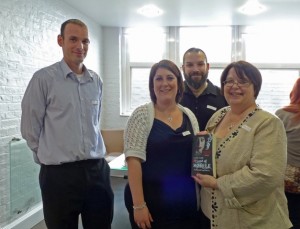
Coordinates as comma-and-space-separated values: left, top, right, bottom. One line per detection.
242, 26, 300, 63
127, 28, 166, 62
208, 69, 223, 87
179, 27, 232, 63
256, 70, 299, 113
131, 68, 151, 111
10, 139, 41, 219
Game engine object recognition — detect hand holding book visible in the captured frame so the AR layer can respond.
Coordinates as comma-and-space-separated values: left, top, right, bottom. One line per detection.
191, 132, 218, 189
192, 173, 218, 189
191, 132, 216, 177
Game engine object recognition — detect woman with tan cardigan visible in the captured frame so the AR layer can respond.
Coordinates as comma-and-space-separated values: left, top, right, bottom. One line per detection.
193, 61, 292, 229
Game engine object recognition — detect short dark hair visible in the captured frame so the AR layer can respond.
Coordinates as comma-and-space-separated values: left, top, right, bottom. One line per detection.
182, 47, 208, 63
60, 19, 87, 37
220, 61, 262, 98
149, 60, 184, 104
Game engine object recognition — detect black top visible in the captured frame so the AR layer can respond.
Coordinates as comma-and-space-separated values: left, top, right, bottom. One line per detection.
124, 114, 200, 225
180, 80, 228, 131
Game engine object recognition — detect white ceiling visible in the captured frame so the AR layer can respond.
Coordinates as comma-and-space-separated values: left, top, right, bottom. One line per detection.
61, 0, 300, 27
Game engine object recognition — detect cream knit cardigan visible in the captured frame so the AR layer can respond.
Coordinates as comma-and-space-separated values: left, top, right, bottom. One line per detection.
124, 102, 199, 161
123, 102, 200, 207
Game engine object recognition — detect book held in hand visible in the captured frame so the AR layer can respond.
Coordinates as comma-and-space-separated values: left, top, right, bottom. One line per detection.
191, 133, 216, 177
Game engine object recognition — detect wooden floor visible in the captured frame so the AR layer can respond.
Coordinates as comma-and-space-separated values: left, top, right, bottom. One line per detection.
32, 177, 131, 229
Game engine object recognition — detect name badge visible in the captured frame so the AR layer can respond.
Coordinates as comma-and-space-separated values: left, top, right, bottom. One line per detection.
242, 125, 251, 132
207, 105, 217, 111
92, 100, 98, 105
182, 131, 191, 136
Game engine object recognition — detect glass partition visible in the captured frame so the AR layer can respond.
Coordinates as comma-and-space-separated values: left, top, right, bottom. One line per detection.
9, 138, 41, 219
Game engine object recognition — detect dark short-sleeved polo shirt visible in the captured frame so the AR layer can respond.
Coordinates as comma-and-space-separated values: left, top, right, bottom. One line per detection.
180, 80, 228, 131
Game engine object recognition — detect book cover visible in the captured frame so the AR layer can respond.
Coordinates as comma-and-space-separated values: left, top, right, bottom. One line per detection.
191, 134, 216, 177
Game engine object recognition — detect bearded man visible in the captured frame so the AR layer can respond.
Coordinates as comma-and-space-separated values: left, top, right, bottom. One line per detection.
180, 48, 227, 131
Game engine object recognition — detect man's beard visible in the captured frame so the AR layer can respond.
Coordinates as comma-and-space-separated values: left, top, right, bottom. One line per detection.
184, 72, 208, 90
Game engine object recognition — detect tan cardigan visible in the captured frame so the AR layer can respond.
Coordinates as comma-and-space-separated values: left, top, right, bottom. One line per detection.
201, 106, 292, 229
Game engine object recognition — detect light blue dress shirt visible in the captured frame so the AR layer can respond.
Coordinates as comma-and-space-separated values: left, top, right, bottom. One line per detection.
21, 59, 106, 165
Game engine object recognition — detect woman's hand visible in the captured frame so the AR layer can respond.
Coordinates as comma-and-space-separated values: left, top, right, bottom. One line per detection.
193, 173, 218, 189
127, 156, 153, 228
134, 206, 153, 228
196, 130, 208, 135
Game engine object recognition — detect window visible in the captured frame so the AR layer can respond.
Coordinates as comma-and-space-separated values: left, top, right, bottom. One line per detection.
241, 25, 300, 64
256, 70, 299, 113
240, 25, 300, 112
121, 28, 168, 115
208, 69, 224, 87
179, 27, 232, 64
121, 26, 300, 115
131, 68, 151, 110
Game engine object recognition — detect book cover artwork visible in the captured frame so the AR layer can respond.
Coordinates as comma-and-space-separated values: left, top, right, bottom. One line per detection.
191, 134, 216, 177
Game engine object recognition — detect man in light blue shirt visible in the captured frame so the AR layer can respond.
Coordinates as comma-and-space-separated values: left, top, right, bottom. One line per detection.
21, 19, 113, 229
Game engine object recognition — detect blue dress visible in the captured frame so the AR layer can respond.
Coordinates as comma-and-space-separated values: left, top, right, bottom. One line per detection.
124, 114, 201, 229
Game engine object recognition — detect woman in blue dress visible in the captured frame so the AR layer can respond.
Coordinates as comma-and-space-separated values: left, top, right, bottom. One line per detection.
124, 59, 202, 229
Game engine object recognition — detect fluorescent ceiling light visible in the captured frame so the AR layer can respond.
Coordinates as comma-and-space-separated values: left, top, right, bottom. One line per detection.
238, 0, 267, 15
137, 4, 163, 18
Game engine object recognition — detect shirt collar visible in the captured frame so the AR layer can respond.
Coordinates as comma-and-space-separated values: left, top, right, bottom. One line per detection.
59, 59, 93, 81
184, 79, 219, 96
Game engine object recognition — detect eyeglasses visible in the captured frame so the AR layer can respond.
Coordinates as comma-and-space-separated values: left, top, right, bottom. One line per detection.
223, 79, 251, 87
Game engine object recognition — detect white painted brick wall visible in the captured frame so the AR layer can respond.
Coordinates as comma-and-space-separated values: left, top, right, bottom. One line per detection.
0, 0, 103, 226
101, 27, 129, 129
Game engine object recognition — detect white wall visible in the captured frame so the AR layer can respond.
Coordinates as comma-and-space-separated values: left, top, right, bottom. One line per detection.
0, 0, 103, 227
101, 27, 129, 129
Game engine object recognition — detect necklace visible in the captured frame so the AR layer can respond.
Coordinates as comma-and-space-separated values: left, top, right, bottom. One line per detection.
155, 105, 177, 124
227, 111, 238, 131
227, 107, 250, 131
228, 122, 235, 131
167, 114, 173, 123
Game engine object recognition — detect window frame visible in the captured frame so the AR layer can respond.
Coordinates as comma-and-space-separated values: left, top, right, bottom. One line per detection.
121, 26, 300, 116
121, 27, 170, 115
